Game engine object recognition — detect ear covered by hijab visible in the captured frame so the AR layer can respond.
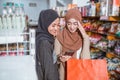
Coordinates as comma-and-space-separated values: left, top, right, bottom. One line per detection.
36, 9, 59, 44
57, 8, 83, 54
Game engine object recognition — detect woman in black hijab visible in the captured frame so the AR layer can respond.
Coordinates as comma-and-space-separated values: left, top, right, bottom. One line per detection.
36, 9, 60, 80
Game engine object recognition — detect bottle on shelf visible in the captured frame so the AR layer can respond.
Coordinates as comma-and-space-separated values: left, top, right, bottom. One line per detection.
90, 1, 96, 16
0, 16, 3, 33
112, 0, 119, 16
2, 3, 7, 36
6, 3, 13, 35
0, 45, 7, 56
20, 3, 26, 32
19, 43, 24, 56
15, 4, 21, 34
8, 43, 17, 56
12, 3, 16, 33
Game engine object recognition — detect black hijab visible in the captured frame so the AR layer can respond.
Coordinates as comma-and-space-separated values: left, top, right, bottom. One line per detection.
36, 9, 59, 44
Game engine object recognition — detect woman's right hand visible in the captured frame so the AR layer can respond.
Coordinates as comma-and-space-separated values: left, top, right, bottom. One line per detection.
77, 21, 89, 39
59, 55, 71, 62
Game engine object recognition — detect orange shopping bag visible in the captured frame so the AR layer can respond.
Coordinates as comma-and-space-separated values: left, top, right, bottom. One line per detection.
67, 59, 109, 80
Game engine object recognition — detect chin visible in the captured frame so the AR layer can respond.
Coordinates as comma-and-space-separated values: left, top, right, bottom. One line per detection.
70, 31, 76, 33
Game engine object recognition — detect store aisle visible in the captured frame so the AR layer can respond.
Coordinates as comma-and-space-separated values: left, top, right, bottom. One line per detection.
0, 56, 37, 80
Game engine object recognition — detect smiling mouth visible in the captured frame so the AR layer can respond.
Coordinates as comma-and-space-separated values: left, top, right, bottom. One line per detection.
69, 28, 75, 31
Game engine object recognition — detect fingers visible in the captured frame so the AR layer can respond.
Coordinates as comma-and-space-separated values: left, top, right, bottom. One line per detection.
59, 55, 71, 62
77, 21, 89, 38
77, 21, 86, 33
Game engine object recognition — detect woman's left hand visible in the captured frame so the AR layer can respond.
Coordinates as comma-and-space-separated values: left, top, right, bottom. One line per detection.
77, 21, 89, 39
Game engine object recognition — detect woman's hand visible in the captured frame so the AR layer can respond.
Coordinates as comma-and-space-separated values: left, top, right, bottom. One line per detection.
77, 21, 89, 39
59, 55, 71, 62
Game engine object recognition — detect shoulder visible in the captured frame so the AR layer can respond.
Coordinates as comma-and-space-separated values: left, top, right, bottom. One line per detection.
39, 40, 51, 47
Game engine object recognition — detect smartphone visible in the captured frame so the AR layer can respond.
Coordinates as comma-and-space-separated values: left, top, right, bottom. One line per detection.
64, 51, 74, 56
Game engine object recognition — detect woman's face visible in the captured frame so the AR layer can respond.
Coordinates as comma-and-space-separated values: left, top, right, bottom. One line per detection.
48, 18, 60, 36
66, 18, 78, 33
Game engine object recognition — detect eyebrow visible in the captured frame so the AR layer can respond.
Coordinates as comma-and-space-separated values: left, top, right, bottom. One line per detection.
67, 21, 78, 23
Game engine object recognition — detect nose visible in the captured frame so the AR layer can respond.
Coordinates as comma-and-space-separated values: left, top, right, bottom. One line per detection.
71, 24, 74, 29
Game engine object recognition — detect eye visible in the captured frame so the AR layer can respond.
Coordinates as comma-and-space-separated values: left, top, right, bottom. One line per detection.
73, 22, 78, 26
52, 24, 55, 27
67, 22, 71, 26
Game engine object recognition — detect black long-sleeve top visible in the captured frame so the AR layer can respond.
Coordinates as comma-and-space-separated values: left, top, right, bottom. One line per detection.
36, 40, 59, 80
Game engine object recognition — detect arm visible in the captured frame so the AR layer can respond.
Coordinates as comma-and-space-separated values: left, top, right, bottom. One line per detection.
54, 38, 71, 62
37, 40, 59, 80
80, 36, 91, 59
54, 38, 62, 56
77, 21, 91, 59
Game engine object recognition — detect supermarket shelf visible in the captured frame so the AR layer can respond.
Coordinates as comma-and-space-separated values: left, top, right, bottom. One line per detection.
100, 16, 120, 21
90, 45, 107, 52
114, 70, 120, 74
0, 36, 24, 44
18, 41, 30, 43
18, 50, 30, 52
0, 50, 30, 52
91, 45, 120, 59
107, 53, 120, 59
86, 30, 107, 35
86, 30, 120, 40
82, 16, 100, 19
0, 51, 7, 52
83, 16, 120, 21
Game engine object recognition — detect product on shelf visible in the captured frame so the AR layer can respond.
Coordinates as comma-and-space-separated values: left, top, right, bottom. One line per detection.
0, 45, 7, 56
90, 51, 106, 59
107, 40, 116, 52
95, 39, 108, 51
96, 2, 101, 16
60, 18, 66, 30
8, 43, 17, 56
112, 0, 120, 16
115, 22, 120, 38
0, 16, 3, 31
107, 35, 116, 40
114, 41, 120, 56
97, 22, 110, 34
108, 22, 118, 34
19, 43, 24, 56
53, 7, 67, 17
89, 33, 103, 45
67, 4, 77, 10
106, 52, 116, 59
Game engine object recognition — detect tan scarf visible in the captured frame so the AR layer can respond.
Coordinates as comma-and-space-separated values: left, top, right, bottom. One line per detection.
57, 27, 82, 54
57, 8, 83, 55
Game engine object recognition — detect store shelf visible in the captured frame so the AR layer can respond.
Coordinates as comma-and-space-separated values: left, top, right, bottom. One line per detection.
82, 16, 100, 19
86, 30, 107, 36
0, 36, 26, 44
0, 51, 7, 52
0, 36, 23, 44
100, 16, 120, 21
86, 30, 120, 40
90, 45, 107, 52
83, 16, 120, 21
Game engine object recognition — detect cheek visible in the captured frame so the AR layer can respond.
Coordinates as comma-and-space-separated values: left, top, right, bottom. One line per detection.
67, 26, 77, 30
48, 27, 53, 35
74, 26, 78, 30
48, 27, 57, 36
